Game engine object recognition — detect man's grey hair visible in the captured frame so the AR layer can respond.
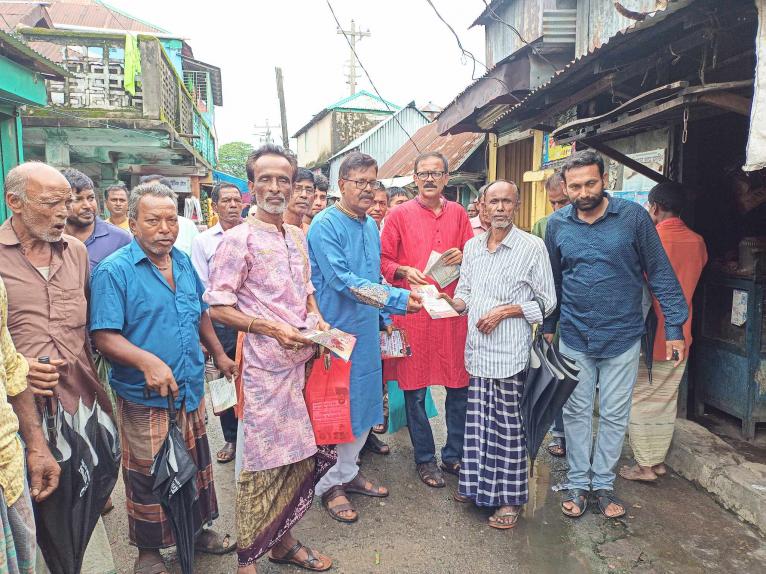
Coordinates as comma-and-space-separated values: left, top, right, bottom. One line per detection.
3, 162, 47, 202
128, 182, 177, 220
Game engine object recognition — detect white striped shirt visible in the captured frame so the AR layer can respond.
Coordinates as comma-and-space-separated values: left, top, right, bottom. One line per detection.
455, 225, 556, 379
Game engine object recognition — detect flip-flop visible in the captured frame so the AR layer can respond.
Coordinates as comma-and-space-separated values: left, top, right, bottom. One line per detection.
269, 541, 332, 572
488, 509, 520, 530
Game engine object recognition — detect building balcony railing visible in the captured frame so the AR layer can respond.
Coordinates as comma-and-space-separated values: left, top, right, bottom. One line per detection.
20, 29, 216, 168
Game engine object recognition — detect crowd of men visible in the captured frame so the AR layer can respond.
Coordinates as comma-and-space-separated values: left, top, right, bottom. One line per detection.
0, 144, 706, 573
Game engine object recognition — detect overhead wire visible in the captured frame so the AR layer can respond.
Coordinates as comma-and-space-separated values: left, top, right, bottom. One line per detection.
324, 0, 420, 153
423, 0, 521, 103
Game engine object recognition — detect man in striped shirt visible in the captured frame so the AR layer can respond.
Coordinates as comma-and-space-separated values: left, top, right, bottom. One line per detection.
440, 180, 556, 529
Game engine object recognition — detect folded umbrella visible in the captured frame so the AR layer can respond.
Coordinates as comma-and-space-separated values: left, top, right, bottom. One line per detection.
35, 397, 119, 574
642, 306, 658, 384
150, 395, 198, 574
520, 302, 580, 474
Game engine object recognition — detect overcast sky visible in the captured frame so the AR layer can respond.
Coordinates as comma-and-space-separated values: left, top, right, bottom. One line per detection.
106, 0, 486, 146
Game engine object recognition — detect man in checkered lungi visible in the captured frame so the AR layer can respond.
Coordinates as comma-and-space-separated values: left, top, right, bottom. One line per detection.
439, 180, 556, 529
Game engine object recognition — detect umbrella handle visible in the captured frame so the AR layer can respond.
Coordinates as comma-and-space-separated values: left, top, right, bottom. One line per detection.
38, 357, 58, 444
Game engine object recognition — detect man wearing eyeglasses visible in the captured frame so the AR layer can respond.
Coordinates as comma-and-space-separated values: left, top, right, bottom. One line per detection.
308, 152, 423, 524
285, 168, 316, 233
380, 152, 474, 489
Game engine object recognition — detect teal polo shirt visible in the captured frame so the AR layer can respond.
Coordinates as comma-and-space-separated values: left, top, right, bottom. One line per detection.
89, 240, 208, 411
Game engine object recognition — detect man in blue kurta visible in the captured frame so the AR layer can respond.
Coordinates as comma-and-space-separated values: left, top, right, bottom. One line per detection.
308, 152, 422, 524
90, 182, 237, 572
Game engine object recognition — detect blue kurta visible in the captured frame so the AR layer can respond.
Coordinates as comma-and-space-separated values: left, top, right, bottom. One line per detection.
308, 206, 409, 436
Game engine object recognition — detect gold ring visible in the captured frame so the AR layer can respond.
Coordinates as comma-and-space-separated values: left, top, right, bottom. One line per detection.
293, 343, 299, 351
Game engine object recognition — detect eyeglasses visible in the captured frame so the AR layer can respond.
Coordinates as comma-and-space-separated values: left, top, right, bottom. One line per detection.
294, 185, 316, 193
342, 178, 379, 190
415, 171, 446, 181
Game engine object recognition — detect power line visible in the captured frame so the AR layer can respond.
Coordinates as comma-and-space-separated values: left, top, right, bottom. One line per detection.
325, 0, 420, 153
423, 0, 521, 103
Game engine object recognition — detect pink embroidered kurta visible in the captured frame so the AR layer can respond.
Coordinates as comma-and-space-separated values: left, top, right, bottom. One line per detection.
381, 198, 474, 391
204, 219, 318, 472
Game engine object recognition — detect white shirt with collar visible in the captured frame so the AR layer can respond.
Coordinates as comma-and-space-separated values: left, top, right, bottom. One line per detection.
191, 222, 224, 287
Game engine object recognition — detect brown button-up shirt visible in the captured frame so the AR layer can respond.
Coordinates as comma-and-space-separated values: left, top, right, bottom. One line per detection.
0, 218, 111, 415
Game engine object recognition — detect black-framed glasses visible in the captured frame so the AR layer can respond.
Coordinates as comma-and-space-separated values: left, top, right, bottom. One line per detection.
342, 178, 379, 190
294, 184, 316, 194
415, 171, 446, 181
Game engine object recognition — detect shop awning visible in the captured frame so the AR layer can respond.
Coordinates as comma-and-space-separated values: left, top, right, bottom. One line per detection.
436, 44, 540, 135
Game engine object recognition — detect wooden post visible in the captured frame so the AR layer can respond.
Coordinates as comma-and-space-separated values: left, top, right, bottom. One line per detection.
487, 133, 498, 182
275, 67, 290, 150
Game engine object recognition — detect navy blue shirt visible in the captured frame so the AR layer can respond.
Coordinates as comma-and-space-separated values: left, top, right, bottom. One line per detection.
83, 218, 131, 272
89, 240, 208, 411
544, 195, 688, 358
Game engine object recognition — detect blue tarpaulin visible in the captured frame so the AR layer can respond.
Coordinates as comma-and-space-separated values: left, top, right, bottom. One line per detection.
212, 170, 250, 203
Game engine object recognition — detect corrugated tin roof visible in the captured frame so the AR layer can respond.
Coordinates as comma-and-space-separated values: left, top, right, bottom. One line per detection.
489, 0, 695, 129
471, 0, 506, 28
0, 28, 68, 78
0, 2, 52, 31
378, 122, 486, 179
292, 90, 400, 138
45, 0, 167, 34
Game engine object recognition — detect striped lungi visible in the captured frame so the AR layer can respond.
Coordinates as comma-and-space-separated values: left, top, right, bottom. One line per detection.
458, 376, 528, 507
0, 480, 36, 574
629, 360, 687, 467
117, 397, 218, 549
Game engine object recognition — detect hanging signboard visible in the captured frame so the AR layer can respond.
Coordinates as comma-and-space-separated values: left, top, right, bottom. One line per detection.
542, 133, 575, 167
611, 148, 666, 205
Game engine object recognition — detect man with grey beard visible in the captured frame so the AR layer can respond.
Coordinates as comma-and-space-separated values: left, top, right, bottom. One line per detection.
439, 179, 556, 530
206, 144, 334, 572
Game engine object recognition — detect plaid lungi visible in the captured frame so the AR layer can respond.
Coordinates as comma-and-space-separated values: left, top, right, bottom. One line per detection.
458, 376, 528, 507
0, 480, 36, 574
118, 397, 218, 549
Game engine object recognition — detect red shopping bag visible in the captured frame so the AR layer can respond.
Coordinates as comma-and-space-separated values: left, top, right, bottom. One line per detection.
304, 355, 355, 445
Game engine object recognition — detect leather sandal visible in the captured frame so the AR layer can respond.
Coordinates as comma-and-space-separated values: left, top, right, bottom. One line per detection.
269, 541, 332, 572
417, 461, 445, 488
341, 472, 389, 498
594, 489, 626, 519
562, 488, 589, 518
321, 486, 358, 523
439, 460, 460, 477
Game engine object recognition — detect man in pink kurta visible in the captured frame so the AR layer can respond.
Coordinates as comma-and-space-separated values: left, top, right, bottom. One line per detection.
381, 152, 474, 488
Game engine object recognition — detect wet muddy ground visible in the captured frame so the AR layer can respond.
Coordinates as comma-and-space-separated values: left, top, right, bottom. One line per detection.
105, 388, 766, 573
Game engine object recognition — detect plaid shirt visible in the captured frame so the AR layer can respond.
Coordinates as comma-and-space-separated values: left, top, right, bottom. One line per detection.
0, 276, 29, 506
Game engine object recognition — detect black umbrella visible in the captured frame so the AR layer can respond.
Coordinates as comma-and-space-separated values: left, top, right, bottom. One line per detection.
35, 397, 119, 574
150, 396, 198, 574
520, 319, 580, 474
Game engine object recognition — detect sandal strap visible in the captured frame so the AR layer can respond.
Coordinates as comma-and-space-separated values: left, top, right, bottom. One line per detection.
281, 541, 304, 562
321, 485, 347, 505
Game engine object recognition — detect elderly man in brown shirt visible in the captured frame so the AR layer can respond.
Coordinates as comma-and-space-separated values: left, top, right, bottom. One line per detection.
0, 161, 115, 574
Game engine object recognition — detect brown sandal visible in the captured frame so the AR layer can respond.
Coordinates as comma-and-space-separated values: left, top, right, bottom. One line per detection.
453, 491, 471, 503
321, 486, 358, 523
134, 557, 168, 574
488, 508, 520, 530
417, 461, 445, 488
269, 541, 332, 572
341, 472, 389, 498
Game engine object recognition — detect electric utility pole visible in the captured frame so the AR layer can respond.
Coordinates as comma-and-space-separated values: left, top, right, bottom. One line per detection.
275, 67, 290, 149
336, 19, 370, 96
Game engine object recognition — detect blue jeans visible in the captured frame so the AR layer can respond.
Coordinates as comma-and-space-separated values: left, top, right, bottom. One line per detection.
560, 338, 641, 491
404, 386, 467, 465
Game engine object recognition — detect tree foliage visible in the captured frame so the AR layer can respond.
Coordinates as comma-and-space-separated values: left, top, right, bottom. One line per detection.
216, 141, 254, 180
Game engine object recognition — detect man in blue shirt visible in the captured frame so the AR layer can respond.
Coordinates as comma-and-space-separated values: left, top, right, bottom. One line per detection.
544, 150, 687, 520
90, 182, 237, 572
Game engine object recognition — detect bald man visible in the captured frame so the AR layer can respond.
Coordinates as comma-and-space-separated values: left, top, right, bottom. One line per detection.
0, 161, 116, 573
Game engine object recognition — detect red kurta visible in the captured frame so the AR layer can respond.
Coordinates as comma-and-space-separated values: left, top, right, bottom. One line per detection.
381, 198, 474, 391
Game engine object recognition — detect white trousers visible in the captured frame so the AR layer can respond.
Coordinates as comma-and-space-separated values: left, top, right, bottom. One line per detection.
315, 429, 370, 497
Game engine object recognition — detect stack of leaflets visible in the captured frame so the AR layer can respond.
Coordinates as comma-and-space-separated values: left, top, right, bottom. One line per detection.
424, 250, 461, 288
302, 328, 357, 361
413, 285, 459, 319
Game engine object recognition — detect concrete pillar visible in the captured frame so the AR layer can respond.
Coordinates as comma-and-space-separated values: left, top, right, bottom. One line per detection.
44, 133, 70, 167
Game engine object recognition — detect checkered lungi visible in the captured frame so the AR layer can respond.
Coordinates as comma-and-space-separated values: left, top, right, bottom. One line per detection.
0, 480, 36, 574
458, 376, 528, 507
118, 397, 218, 549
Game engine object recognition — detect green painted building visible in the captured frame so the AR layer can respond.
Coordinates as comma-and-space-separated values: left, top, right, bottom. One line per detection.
0, 30, 67, 222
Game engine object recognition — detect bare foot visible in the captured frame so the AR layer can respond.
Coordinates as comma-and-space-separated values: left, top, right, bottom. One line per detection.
652, 463, 668, 476
237, 563, 256, 574
619, 464, 657, 482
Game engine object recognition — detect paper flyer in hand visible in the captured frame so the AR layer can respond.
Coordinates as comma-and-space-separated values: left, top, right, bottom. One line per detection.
380, 328, 412, 359
424, 250, 461, 288
207, 375, 237, 415
303, 328, 357, 361
414, 285, 459, 319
